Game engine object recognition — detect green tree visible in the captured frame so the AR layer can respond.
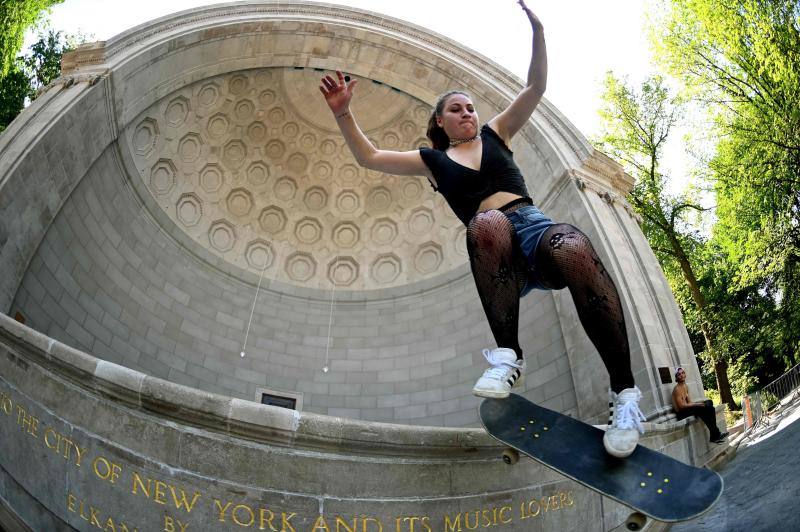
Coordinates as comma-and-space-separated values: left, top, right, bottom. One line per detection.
652, 0, 800, 371
595, 72, 739, 410
0, 29, 77, 132
0, 59, 32, 133
0, 0, 65, 76
24, 29, 74, 93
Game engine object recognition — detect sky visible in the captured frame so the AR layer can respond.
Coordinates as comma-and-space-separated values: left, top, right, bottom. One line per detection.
25, 0, 690, 192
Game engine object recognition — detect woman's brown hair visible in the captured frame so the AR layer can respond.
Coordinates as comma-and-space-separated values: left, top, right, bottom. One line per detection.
426, 90, 472, 151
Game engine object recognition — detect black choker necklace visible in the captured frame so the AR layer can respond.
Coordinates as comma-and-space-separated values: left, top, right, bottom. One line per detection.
449, 135, 479, 147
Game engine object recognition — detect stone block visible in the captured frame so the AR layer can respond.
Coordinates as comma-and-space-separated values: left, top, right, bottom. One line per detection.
84, 315, 112, 347
394, 404, 428, 420
328, 407, 361, 418
394, 379, 428, 394
194, 343, 236, 373
344, 395, 377, 409
167, 368, 200, 389
104, 264, 132, 294
116, 240, 143, 271
377, 367, 410, 383
137, 352, 172, 379
362, 357, 394, 372
344, 371, 378, 384
58, 292, 87, 325
410, 362, 442, 380
377, 394, 410, 409
543, 372, 575, 401
427, 398, 462, 417
233, 366, 266, 385
52, 264, 81, 301
330, 359, 362, 372
64, 318, 94, 350
22, 274, 46, 304
178, 319, 210, 343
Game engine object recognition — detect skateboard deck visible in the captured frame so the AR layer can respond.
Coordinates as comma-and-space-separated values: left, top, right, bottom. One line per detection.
479, 394, 723, 522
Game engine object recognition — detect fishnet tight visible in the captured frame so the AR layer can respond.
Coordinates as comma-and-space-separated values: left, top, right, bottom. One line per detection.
466, 211, 634, 393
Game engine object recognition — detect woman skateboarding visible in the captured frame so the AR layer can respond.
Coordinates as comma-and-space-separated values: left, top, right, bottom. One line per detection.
319, 0, 645, 458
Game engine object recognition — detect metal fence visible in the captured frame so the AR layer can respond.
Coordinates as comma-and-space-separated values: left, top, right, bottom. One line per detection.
743, 362, 800, 430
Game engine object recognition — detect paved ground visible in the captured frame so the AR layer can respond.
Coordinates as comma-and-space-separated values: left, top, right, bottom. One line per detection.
671, 401, 800, 531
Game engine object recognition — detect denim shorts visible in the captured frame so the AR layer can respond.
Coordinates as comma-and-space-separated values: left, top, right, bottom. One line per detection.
504, 204, 555, 296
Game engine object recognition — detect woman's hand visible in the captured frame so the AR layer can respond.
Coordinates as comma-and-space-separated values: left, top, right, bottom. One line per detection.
487, 1, 547, 143
319, 70, 359, 116
518, 0, 543, 30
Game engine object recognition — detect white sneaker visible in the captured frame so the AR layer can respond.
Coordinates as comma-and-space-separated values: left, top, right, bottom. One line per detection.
472, 348, 525, 399
603, 386, 646, 458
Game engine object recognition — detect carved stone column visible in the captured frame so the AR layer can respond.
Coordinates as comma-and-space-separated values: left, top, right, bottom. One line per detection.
541, 150, 700, 422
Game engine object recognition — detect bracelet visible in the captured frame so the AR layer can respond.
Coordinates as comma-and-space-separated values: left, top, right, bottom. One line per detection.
336, 110, 351, 119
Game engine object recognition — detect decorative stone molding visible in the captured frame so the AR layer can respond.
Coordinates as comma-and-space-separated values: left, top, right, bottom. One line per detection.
59, 41, 107, 74
125, 66, 466, 290
568, 150, 642, 222
0, 313, 488, 458
1, 0, 701, 447
0, 312, 728, 532
37, 68, 109, 97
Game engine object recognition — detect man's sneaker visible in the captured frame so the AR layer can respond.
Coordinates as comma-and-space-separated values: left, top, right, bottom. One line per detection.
472, 348, 525, 399
711, 432, 729, 444
603, 386, 646, 458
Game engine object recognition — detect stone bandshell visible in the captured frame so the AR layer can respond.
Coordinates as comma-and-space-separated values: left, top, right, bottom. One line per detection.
1, 0, 708, 456
0, 4, 725, 530
127, 66, 465, 291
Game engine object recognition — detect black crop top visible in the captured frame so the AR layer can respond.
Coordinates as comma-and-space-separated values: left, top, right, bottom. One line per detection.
419, 124, 531, 226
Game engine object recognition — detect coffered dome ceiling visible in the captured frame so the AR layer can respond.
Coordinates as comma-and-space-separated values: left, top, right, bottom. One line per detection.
125, 67, 467, 291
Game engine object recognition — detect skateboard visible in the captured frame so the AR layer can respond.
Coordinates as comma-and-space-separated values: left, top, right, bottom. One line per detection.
479, 394, 723, 523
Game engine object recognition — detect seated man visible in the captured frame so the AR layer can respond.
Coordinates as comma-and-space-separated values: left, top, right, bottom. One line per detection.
672, 366, 729, 444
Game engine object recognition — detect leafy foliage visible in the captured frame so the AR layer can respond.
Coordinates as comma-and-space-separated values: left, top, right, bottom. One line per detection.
595, 72, 740, 409
639, 0, 800, 396
596, 74, 702, 265
0, 0, 65, 76
0, 29, 82, 132
24, 29, 66, 91
0, 59, 32, 133
23, 29, 76, 93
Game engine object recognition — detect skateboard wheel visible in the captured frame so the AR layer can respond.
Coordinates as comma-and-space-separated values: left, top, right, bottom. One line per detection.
624, 512, 647, 531
502, 448, 519, 465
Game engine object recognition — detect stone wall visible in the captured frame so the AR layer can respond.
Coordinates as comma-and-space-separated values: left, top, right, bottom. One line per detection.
0, 3, 728, 530
1, 1, 628, 427
0, 312, 721, 532
9, 144, 571, 426
1, 0, 709, 436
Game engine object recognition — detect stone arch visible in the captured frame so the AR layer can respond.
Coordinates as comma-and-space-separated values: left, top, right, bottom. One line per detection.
0, 2, 701, 427
0, 4, 727, 530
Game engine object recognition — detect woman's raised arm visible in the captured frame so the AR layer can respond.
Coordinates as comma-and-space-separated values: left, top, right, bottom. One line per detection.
319, 70, 432, 178
488, 0, 548, 144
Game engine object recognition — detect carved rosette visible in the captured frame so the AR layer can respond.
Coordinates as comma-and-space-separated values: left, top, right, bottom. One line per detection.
126, 67, 467, 290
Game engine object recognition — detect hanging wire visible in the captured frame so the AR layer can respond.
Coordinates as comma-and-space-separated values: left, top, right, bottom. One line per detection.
240, 264, 267, 358
323, 255, 340, 373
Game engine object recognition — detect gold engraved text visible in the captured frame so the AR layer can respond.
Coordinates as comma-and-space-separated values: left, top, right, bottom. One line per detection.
443, 505, 513, 531
0, 390, 13, 414
307, 516, 385, 532
394, 516, 431, 532
164, 513, 190, 532
66, 491, 139, 532
519, 490, 574, 520
131, 471, 201, 513
43, 426, 88, 467
15, 403, 39, 437
93, 455, 122, 484
213, 498, 296, 531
